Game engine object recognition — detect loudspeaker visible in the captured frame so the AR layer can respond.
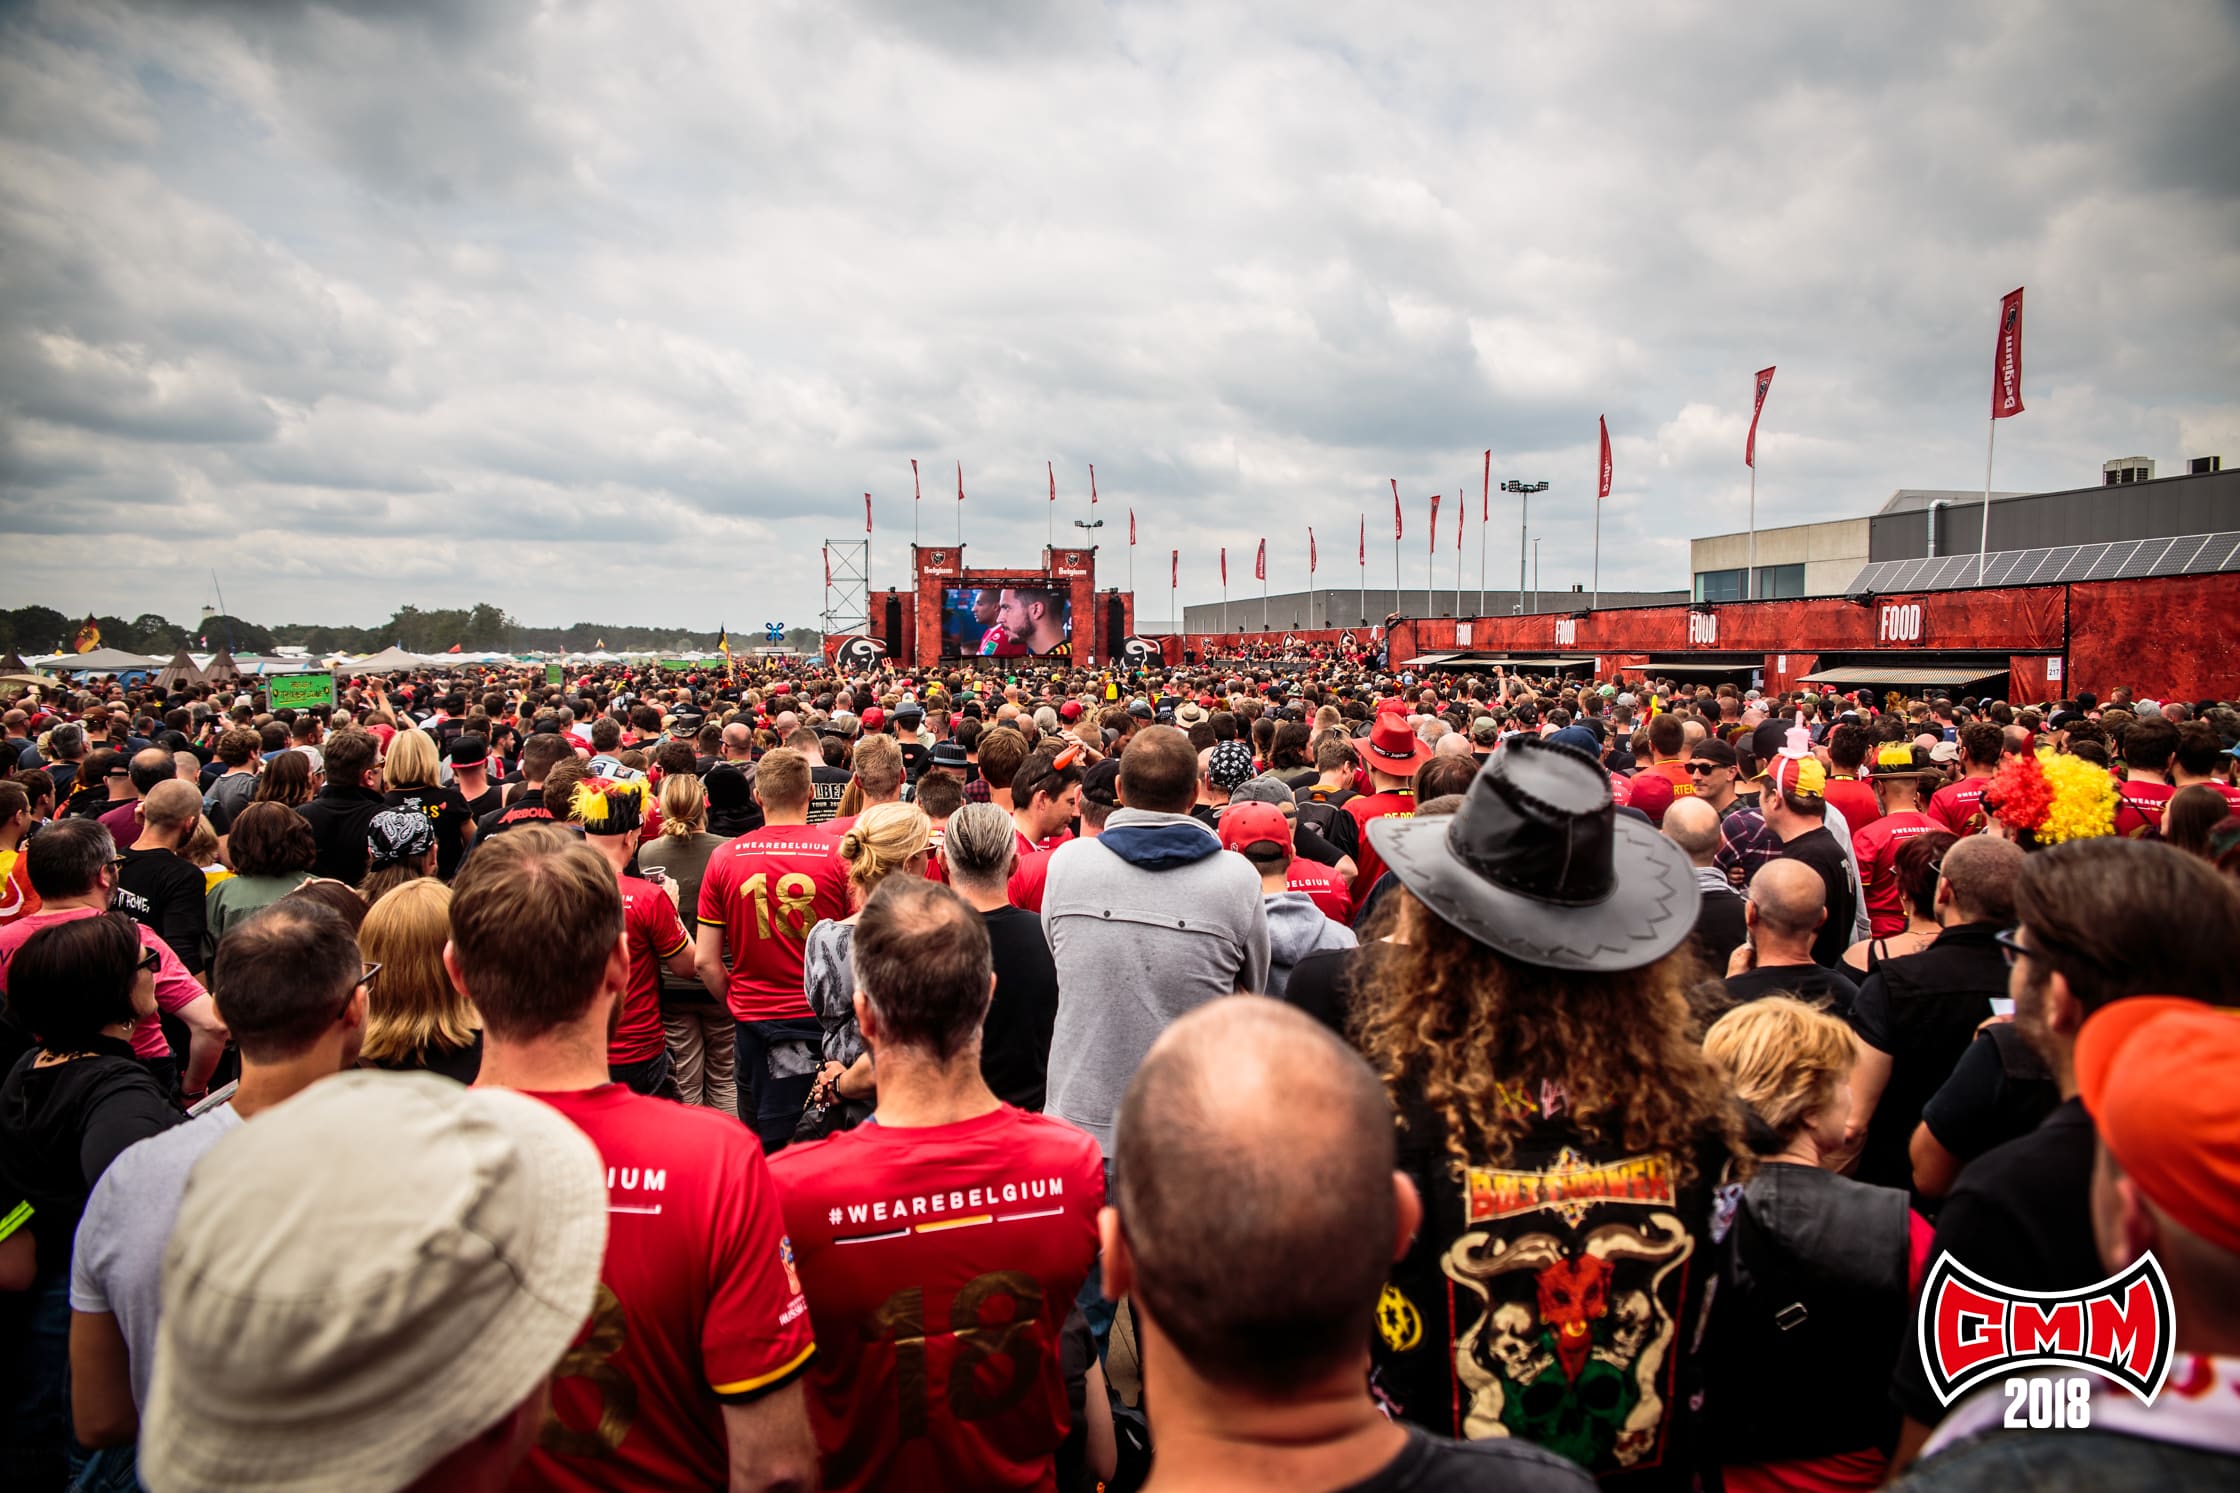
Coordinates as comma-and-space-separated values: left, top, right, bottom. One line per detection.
884, 593, 906, 663
1104, 595, 1126, 666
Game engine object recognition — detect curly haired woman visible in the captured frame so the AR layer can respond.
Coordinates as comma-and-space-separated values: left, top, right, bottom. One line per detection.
1349, 737, 1742, 1489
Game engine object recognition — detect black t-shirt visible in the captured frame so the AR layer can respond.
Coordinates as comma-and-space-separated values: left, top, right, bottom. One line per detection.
1773, 826, 1857, 969
476, 788, 552, 840
112, 846, 208, 974
977, 906, 1061, 1112
807, 765, 851, 825
1890, 1098, 2101, 1425
1336, 1425, 1596, 1492
1918, 1024, 2060, 1167
1716, 961, 1862, 1019
383, 785, 475, 880
1285, 944, 1373, 1036
297, 784, 390, 884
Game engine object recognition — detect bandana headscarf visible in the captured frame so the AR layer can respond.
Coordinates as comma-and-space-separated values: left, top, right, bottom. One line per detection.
366, 809, 436, 869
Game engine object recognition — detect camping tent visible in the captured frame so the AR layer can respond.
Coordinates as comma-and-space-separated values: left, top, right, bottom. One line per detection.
204, 647, 240, 682
53, 647, 164, 675
346, 647, 427, 674
152, 649, 207, 691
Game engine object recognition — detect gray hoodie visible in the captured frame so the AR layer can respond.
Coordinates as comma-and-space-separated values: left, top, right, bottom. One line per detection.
1261, 891, 1358, 998
1041, 807, 1271, 1153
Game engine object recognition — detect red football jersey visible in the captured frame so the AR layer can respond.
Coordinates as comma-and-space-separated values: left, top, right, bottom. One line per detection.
2114, 777, 2174, 837
697, 826, 851, 1022
514, 1086, 815, 1493
613, 872, 690, 1066
770, 1107, 1104, 1493
1927, 775, 1993, 836
1853, 809, 1943, 937
1344, 788, 1416, 896
1285, 857, 1353, 923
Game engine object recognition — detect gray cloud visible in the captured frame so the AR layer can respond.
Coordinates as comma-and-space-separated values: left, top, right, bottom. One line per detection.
1, 0, 2234, 633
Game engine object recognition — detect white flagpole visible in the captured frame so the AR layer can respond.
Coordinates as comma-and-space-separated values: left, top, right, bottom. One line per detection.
1745, 459, 1756, 601
1593, 490, 1602, 610
1978, 417, 1996, 585
1456, 478, 1464, 618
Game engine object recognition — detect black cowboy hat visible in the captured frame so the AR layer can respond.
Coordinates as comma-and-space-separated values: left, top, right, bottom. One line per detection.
1366, 736, 1699, 973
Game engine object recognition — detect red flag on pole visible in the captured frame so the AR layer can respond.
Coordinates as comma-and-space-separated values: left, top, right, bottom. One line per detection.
1048, 461, 1056, 503
865, 492, 873, 533
1456, 490, 1463, 549
1746, 366, 1776, 468
1220, 547, 1227, 585
1482, 449, 1491, 520
823, 546, 831, 586
1598, 417, 1613, 500
1309, 528, 1318, 573
1359, 515, 1365, 565
1172, 549, 1179, 587
1254, 539, 1266, 581
956, 461, 964, 502
1429, 494, 1442, 553
1128, 507, 1136, 545
1993, 287, 2025, 419
1090, 464, 1098, 506
1391, 478, 1402, 540
912, 458, 920, 504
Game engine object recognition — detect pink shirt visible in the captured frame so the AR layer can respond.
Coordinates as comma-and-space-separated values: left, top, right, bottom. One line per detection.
0, 905, 208, 1062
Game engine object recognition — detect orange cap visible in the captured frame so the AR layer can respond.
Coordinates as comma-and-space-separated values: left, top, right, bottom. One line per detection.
2075, 996, 2240, 1255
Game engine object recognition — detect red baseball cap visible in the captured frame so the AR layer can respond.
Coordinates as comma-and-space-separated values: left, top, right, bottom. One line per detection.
1058, 700, 1083, 722
2076, 995, 2240, 1254
860, 706, 885, 732
1218, 801, 1293, 858
1366, 714, 1434, 769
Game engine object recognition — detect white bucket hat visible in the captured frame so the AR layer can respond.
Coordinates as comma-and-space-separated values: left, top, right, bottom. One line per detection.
141, 1072, 608, 1493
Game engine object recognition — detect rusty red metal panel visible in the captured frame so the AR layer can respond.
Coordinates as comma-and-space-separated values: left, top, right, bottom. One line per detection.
2008, 655, 2051, 704
2069, 573, 2240, 701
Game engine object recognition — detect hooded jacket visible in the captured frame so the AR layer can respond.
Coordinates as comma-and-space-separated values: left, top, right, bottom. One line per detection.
1260, 891, 1357, 999
1041, 807, 1270, 1153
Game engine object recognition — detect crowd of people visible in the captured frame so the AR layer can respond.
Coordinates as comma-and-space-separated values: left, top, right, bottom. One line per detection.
1, 651, 2237, 1492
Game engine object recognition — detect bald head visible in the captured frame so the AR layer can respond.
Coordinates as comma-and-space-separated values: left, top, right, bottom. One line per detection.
1747, 858, 1828, 941
1661, 796, 1723, 864
1941, 833, 2024, 924
141, 779, 204, 835
1114, 998, 1401, 1392
1433, 731, 1475, 759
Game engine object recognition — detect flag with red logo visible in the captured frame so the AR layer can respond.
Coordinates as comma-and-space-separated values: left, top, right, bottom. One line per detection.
1391, 478, 1402, 540
865, 492, 872, 533
1128, 507, 1136, 545
1171, 549, 1178, 588
1429, 494, 1441, 553
1598, 416, 1613, 500
1048, 461, 1056, 503
1746, 366, 1775, 468
1254, 538, 1266, 581
1993, 287, 2025, 419
1090, 463, 1098, 506
956, 461, 964, 503
1309, 528, 1318, 574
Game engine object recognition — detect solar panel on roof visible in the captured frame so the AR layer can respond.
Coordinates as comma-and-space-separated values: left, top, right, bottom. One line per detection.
2186, 533, 2240, 574
1981, 551, 2026, 587
2085, 540, 2138, 581
1889, 558, 1932, 591
2118, 537, 2176, 579
2024, 546, 2078, 584
2056, 543, 2110, 582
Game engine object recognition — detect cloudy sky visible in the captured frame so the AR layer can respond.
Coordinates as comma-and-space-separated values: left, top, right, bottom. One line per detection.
3, 0, 2234, 634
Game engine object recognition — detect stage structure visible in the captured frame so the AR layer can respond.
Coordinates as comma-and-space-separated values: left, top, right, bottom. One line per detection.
840, 543, 1136, 668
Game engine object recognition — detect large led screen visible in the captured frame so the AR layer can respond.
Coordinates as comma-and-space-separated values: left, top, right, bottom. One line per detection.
941, 585, 1072, 658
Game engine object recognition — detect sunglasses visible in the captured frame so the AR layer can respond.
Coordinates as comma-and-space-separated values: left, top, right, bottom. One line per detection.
1683, 762, 1728, 775
136, 946, 161, 975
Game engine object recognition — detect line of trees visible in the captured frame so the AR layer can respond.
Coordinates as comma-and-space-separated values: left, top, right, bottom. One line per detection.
0, 604, 824, 659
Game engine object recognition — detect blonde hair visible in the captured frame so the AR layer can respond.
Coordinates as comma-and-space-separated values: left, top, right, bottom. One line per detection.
1701, 996, 1856, 1141
657, 772, 706, 838
837, 801, 931, 904
382, 727, 439, 791
180, 814, 220, 867
357, 877, 478, 1062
